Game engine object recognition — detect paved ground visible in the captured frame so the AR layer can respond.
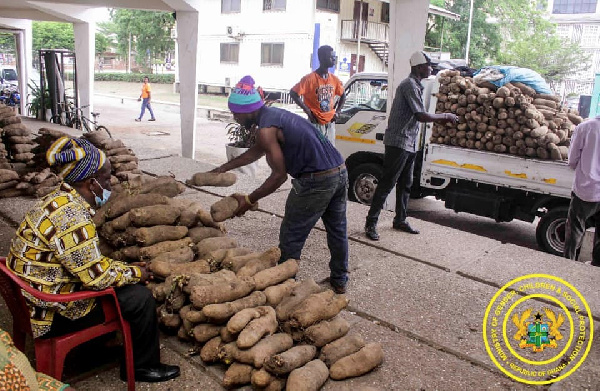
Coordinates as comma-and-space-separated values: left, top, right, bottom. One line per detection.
1, 99, 598, 391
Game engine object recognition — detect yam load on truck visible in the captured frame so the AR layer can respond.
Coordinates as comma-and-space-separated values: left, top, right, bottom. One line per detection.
334, 68, 584, 257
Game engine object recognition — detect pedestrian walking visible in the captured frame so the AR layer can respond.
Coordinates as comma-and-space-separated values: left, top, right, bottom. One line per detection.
136, 76, 156, 122
212, 75, 349, 293
564, 116, 600, 266
290, 45, 346, 145
364, 51, 458, 241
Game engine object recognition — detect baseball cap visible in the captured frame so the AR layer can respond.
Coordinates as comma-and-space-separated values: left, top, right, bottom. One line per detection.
409, 51, 435, 67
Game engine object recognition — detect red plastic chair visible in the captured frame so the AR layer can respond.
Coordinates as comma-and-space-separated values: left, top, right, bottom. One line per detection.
0, 257, 135, 391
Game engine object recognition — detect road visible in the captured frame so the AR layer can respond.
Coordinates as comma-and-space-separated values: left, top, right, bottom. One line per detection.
92, 93, 540, 253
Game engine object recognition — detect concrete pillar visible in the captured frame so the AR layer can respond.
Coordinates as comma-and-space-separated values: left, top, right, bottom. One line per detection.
15, 31, 27, 115
176, 11, 200, 159
73, 21, 95, 118
387, 0, 430, 106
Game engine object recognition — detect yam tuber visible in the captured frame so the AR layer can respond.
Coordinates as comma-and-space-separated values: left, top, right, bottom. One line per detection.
304, 316, 350, 347
195, 237, 238, 258
222, 362, 253, 389
253, 259, 299, 291
201, 336, 224, 363
236, 247, 281, 277
190, 276, 255, 308
288, 290, 348, 328
203, 291, 267, 323
129, 205, 181, 227
237, 306, 278, 349
105, 193, 168, 219
187, 226, 225, 243
264, 345, 317, 375
329, 343, 384, 380
219, 333, 293, 368
211, 194, 259, 222
192, 323, 222, 343
187, 172, 237, 187
264, 279, 298, 307
276, 279, 321, 322
285, 360, 328, 391
140, 237, 193, 260
135, 225, 188, 246
319, 334, 366, 367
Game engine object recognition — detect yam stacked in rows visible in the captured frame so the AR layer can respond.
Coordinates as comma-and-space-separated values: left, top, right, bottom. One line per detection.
82, 131, 141, 183
432, 71, 581, 161
15, 168, 62, 198
142, 193, 384, 390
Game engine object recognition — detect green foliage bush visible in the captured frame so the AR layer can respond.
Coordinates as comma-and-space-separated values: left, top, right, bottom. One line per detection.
93, 73, 174, 84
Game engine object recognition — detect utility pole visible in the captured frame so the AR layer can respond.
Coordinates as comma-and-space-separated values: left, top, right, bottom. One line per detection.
127, 33, 131, 73
356, 0, 363, 74
465, 0, 474, 64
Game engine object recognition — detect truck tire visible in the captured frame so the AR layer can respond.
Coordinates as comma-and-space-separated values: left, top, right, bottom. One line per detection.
536, 206, 568, 256
348, 162, 383, 205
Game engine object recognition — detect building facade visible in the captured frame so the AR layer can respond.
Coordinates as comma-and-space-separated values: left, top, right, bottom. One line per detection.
547, 0, 600, 97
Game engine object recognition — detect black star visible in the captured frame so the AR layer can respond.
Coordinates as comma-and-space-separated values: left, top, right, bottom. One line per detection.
534, 312, 543, 321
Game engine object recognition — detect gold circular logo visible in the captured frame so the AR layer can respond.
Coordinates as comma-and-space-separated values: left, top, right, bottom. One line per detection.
483, 274, 593, 385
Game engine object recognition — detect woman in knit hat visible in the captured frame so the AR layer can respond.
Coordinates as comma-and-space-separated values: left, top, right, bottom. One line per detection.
214, 75, 350, 293
6, 137, 180, 383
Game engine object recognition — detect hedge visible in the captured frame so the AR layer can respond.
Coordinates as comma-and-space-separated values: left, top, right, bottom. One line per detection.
94, 73, 175, 84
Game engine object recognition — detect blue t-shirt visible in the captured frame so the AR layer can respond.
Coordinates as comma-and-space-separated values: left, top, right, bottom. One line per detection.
257, 106, 343, 178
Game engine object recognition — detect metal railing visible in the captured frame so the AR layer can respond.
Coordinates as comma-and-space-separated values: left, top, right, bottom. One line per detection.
340, 20, 389, 43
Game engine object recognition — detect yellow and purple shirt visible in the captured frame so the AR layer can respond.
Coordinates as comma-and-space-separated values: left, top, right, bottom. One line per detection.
7, 183, 141, 338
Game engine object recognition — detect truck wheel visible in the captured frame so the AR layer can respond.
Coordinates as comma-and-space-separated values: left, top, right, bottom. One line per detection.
536, 206, 568, 256
348, 162, 383, 205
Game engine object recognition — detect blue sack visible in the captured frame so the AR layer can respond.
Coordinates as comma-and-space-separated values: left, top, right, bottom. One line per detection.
473, 66, 552, 94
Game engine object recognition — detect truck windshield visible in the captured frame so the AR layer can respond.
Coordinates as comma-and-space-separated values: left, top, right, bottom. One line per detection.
2, 69, 17, 81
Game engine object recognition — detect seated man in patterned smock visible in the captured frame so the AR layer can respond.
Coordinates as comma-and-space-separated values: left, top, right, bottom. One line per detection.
6, 137, 180, 383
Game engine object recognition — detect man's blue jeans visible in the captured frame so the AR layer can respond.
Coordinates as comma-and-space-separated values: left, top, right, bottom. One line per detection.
279, 168, 349, 287
139, 98, 155, 120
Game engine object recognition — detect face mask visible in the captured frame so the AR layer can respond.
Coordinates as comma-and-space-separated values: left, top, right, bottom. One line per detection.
92, 179, 111, 207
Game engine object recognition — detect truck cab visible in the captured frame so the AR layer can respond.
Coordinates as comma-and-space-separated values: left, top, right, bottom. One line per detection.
335, 72, 576, 256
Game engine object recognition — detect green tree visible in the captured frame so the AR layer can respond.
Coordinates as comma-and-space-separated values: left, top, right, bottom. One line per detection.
495, 0, 590, 82
95, 34, 109, 56
32, 21, 75, 51
110, 9, 175, 72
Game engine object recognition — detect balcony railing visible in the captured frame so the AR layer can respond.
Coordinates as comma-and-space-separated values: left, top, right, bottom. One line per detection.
340, 20, 389, 43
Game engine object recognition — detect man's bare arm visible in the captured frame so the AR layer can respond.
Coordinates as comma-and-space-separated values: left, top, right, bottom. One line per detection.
212, 144, 265, 173
247, 127, 288, 203
290, 89, 317, 123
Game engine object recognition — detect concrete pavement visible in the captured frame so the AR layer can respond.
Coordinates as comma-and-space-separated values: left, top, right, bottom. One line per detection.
1, 106, 598, 390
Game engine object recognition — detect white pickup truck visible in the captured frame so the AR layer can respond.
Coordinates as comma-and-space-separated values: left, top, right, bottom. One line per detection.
335, 72, 575, 256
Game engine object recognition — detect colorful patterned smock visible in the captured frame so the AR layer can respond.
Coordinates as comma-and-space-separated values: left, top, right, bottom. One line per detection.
7, 183, 141, 338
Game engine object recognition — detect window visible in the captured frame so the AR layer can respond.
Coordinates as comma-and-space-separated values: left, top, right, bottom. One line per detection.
222, 0, 241, 13
553, 0, 597, 14
556, 24, 571, 40
581, 25, 600, 46
220, 43, 240, 63
316, 0, 340, 13
264, 0, 286, 11
261, 43, 284, 66
381, 2, 390, 23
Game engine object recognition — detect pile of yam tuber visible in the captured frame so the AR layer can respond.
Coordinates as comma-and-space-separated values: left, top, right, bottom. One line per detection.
137, 190, 384, 390
432, 71, 582, 161
82, 131, 142, 183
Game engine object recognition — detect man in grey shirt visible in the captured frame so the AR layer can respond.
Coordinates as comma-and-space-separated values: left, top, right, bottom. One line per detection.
365, 51, 458, 241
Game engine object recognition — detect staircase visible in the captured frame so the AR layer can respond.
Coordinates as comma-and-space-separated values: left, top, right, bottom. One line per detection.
367, 41, 389, 66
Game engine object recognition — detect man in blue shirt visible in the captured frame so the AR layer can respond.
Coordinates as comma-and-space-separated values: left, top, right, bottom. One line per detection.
365, 51, 458, 241
212, 76, 349, 293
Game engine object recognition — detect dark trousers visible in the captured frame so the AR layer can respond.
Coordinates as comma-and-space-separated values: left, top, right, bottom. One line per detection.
279, 168, 349, 286
44, 284, 161, 369
366, 145, 416, 226
564, 193, 600, 266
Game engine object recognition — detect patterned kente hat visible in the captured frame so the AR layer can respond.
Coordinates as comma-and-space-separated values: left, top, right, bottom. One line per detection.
46, 137, 107, 183
228, 75, 265, 114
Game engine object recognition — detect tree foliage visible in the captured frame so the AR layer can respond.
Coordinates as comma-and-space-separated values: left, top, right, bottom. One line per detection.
425, 0, 589, 82
32, 21, 75, 52
110, 9, 175, 72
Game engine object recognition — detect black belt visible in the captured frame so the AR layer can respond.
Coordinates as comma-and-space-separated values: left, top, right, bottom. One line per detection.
300, 164, 346, 178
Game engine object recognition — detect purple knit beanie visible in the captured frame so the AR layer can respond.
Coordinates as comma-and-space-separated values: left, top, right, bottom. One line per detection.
228, 75, 265, 113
